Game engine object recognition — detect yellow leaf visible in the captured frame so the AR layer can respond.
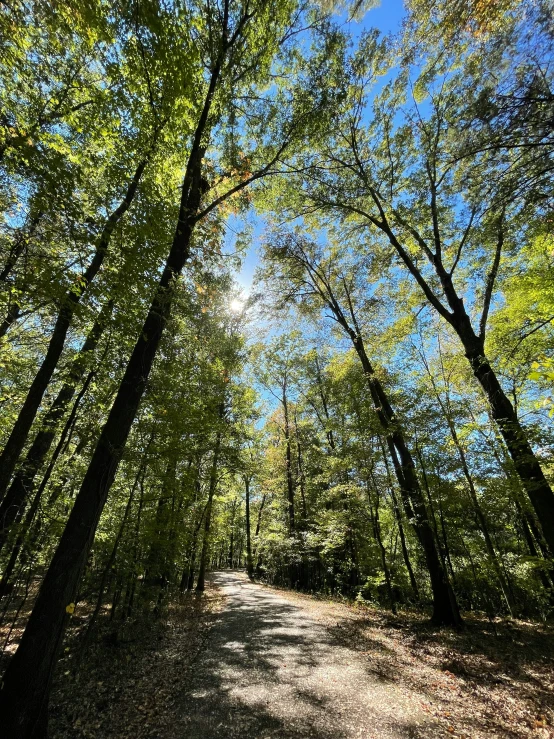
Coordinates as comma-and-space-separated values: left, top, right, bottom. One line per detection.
65, 602, 75, 614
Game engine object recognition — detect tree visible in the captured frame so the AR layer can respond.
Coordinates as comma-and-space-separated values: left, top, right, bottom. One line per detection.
278, 24, 554, 555
0, 1, 341, 733
259, 231, 462, 625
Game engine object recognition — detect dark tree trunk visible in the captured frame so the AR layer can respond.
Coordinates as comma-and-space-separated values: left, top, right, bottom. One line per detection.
41, 408, 91, 511
181, 502, 206, 591
0, 161, 147, 501
0, 212, 43, 339
85, 456, 145, 636
0, 371, 96, 596
449, 422, 515, 613
465, 338, 554, 556
245, 476, 253, 579
0, 299, 22, 339
254, 494, 266, 541
0, 300, 113, 550
294, 410, 308, 526
366, 474, 396, 613
196, 429, 222, 592
0, 121, 208, 735
126, 468, 147, 618
365, 204, 554, 559
380, 392, 460, 624
253, 493, 267, 577
488, 432, 553, 571
145, 461, 177, 597
227, 499, 237, 568
380, 441, 419, 599
314, 353, 336, 451
285, 261, 461, 625
414, 445, 455, 582
515, 499, 554, 591
282, 382, 295, 535
386, 437, 460, 625
0, 212, 42, 284
339, 287, 460, 625
422, 340, 518, 614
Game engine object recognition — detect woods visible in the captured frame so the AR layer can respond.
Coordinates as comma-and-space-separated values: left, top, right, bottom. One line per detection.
0, 0, 553, 736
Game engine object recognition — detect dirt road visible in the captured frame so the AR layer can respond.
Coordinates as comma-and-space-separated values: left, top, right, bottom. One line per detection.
178, 571, 432, 738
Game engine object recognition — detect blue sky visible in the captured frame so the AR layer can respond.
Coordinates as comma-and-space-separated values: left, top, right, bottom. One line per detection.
234, 0, 407, 295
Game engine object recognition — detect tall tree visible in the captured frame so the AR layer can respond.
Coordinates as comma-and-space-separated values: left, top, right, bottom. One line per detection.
279, 25, 554, 554
260, 232, 462, 625
0, 2, 339, 733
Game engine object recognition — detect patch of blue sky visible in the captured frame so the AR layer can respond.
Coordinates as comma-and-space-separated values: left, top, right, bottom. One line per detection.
232, 1, 408, 297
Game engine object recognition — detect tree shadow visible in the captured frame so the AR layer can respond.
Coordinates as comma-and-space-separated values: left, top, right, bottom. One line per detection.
49, 571, 554, 738
173, 571, 436, 738
320, 602, 554, 737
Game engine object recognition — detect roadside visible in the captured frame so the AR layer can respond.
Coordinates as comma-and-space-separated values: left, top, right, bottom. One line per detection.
48, 582, 224, 738
262, 581, 554, 738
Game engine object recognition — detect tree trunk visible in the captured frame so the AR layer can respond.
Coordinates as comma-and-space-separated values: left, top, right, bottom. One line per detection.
294, 410, 308, 526
314, 353, 336, 450
126, 467, 147, 618
366, 474, 396, 613
514, 498, 554, 591
0, 211, 43, 284
245, 476, 253, 579
345, 312, 460, 624
366, 194, 554, 557
0, 370, 96, 595
145, 461, 177, 595
0, 212, 43, 340
450, 424, 516, 614
181, 502, 206, 591
282, 381, 295, 535
196, 430, 222, 592
314, 277, 461, 625
227, 499, 237, 568
420, 343, 517, 614
0, 122, 208, 735
466, 339, 554, 556
0, 299, 22, 339
0, 160, 147, 501
386, 437, 460, 625
86, 456, 146, 636
414, 445, 455, 580
0, 300, 113, 550
379, 445, 420, 599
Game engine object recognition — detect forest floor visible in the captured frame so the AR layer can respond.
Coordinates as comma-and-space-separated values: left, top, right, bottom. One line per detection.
46, 570, 554, 738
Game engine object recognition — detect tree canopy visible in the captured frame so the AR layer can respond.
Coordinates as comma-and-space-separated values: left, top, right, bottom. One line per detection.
0, 1, 553, 735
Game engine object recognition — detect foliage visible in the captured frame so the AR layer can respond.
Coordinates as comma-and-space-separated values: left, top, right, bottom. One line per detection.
0, 0, 553, 731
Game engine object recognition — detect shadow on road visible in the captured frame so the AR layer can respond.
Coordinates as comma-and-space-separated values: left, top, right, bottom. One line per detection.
176, 571, 430, 738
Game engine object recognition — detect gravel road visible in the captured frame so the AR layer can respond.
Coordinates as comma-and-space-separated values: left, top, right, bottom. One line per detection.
178, 571, 434, 738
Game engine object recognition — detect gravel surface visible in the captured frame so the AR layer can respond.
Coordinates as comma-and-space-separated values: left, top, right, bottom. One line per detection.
177, 571, 433, 738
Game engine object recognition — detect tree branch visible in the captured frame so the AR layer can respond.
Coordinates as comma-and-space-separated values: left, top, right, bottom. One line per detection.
479, 213, 504, 341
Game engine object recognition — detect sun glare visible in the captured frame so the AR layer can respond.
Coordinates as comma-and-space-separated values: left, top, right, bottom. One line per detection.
230, 299, 244, 313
